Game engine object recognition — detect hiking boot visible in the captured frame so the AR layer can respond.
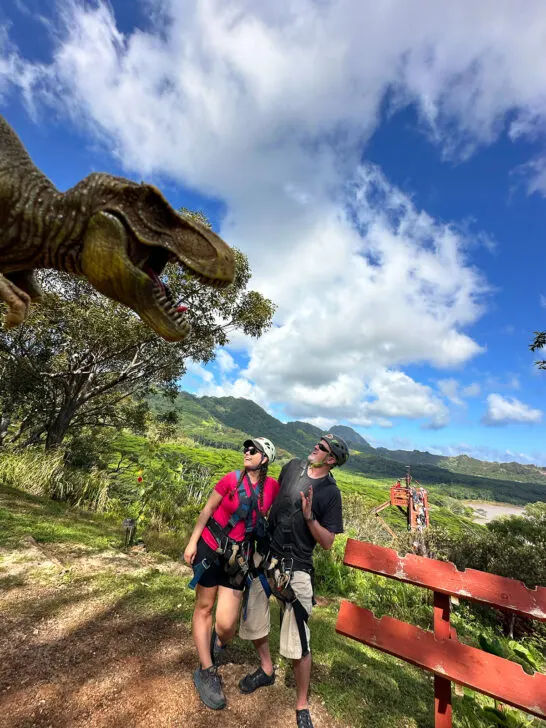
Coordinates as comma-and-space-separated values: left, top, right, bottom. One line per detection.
210, 627, 226, 665
193, 665, 226, 710
239, 666, 276, 694
296, 708, 314, 728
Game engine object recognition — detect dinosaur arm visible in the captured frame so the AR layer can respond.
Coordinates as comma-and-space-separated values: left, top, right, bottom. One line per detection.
0, 272, 31, 328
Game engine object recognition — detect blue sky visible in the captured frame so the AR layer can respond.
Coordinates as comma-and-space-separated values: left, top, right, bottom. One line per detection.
1, 0, 545, 465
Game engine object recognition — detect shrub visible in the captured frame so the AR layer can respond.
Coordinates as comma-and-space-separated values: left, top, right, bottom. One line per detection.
0, 448, 109, 510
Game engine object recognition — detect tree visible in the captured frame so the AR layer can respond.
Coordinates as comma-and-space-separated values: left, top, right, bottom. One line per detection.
0, 212, 275, 449
430, 504, 546, 589
529, 331, 546, 370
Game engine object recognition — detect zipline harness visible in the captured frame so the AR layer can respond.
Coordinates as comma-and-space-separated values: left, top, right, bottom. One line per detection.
188, 470, 266, 590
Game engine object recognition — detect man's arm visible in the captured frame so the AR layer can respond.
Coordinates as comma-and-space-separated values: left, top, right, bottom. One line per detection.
300, 485, 339, 550
304, 516, 336, 550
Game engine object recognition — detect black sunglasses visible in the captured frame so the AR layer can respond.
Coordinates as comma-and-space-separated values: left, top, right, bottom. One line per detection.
243, 446, 260, 456
316, 442, 332, 455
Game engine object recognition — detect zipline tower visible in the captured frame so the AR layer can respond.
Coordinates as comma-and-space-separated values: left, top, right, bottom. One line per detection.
372, 466, 430, 539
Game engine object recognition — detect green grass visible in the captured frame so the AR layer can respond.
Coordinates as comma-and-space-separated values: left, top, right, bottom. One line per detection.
311, 602, 434, 727
0, 484, 120, 549
1, 481, 543, 728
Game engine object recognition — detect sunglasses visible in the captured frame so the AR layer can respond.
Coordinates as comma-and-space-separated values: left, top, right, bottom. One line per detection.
243, 446, 260, 456
316, 442, 332, 455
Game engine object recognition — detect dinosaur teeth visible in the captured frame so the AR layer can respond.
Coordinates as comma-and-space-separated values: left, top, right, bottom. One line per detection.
151, 280, 189, 330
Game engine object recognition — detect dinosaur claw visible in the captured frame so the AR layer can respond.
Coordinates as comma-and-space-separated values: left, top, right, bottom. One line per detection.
0, 273, 32, 329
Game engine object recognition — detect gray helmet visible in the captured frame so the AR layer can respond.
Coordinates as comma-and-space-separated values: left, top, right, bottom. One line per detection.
243, 437, 276, 463
321, 433, 349, 466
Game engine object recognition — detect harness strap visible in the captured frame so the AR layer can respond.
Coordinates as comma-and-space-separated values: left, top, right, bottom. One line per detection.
272, 578, 309, 657
190, 470, 264, 591
227, 471, 260, 534
291, 599, 310, 657
188, 539, 219, 590
251, 555, 311, 656
205, 516, 232, 552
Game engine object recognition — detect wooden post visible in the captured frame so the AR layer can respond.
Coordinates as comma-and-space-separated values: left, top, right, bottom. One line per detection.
434, 591, 452, 728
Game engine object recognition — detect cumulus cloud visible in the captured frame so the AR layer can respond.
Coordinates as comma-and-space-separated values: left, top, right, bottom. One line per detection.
184, 360, 214, 384
437, 378, 481, 404
10, 1, 546, 172
437, 379, 464, 406
483, 394, 542, 426
196, 376, 270, 411
215, 349, 236, 374
462, 382, 481, 397
5, 0, 546, 426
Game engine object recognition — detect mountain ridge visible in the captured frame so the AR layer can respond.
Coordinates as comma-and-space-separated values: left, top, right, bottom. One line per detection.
150, 391, 546, 492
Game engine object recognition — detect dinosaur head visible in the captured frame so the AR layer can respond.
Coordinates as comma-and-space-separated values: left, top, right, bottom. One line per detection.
79, 179, 235, 342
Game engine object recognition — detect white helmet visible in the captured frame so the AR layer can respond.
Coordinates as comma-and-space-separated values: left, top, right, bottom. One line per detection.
244, 437, 276, 463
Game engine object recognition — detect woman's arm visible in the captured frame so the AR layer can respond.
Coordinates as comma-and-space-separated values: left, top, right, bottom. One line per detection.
183, 490, 223, 565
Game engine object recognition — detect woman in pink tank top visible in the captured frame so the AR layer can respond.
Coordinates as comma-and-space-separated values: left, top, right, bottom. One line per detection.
183, 436, 279, 710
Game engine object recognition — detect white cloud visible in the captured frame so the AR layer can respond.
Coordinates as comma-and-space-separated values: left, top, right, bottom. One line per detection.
514, 156, 546, 197
197, 376, 270, 411
540, 294, 546, 308
215, 349, 236, 374
461, 382, 480, 397
184, 360, 214, 384
365, 370, 449, 428
6, 0, 546, 425
483, 394, 542, 426
298, 416, 336, 431
437, 378, 463, 406
16, 1, 546, 174
437, 379, 481, 404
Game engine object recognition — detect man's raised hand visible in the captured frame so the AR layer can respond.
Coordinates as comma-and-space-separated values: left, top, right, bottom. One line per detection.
300, 486, 313, 521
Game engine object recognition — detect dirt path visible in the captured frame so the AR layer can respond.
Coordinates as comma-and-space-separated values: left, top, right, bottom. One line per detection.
0, 538, 346, 728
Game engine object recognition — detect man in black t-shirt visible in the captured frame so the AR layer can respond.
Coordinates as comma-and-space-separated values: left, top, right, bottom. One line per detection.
238, 433, 349, 728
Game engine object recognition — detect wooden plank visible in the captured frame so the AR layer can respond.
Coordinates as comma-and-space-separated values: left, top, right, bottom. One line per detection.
335, 601, 546, 720
433, 592, 452, 728
343, 540, 546, 621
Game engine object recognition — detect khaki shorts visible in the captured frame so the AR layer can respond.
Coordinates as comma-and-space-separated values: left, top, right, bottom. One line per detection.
238, 568, 313, 660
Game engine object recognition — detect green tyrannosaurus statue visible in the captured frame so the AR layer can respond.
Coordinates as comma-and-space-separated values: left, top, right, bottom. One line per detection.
0, 114, 235, 342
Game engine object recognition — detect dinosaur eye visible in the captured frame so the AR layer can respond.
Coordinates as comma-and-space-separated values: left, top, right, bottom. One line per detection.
138, 187, 181, 232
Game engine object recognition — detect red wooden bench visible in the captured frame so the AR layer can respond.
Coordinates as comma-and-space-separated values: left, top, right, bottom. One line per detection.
335, 540, 546, 727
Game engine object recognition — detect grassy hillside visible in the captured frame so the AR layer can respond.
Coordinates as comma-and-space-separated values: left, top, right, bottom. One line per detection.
1, 482, 540, 728
343, 453, 546, 505
440, 454, 546, 483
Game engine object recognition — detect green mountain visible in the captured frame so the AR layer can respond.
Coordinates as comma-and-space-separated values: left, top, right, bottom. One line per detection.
148, 391, 546, 504
376, 448, 546, 484
440, 454, 546, 484
191, 396, 326, 457
375, 447, 444, 466
330, 425, 374, 452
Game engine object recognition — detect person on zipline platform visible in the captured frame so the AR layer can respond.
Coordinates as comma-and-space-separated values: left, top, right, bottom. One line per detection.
238, 433, 349, 728
183, 437, 279, 711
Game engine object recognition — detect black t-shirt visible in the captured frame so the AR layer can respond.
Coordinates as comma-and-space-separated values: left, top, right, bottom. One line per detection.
268, 458, 344, 569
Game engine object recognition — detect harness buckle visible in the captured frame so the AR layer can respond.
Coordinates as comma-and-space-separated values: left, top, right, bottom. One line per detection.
280, 557, 294, 575
215, 535, 230, 555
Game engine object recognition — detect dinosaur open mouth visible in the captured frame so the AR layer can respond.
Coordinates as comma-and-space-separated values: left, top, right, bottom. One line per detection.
121, 223, 227, 331
134, 246, 190, 329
